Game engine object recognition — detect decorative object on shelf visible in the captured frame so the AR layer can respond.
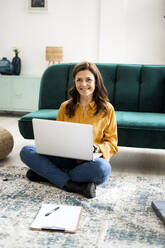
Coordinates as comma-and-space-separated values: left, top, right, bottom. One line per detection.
46, 46, 63, 66
0, 127, 14, 160
12, 47, 21, 75
28, 0, 48, 11
0, 57, 14, 75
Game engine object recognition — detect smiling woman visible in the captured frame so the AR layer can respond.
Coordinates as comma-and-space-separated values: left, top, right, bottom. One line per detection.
20, 61, 118, 199
75, 70, 96, 106
67, 61, 110, 117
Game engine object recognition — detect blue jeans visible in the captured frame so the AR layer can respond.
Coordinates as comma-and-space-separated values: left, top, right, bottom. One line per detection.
20, 145, 111, 188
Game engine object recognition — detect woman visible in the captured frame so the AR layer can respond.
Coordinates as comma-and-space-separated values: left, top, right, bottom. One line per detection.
20, 62, 118, 198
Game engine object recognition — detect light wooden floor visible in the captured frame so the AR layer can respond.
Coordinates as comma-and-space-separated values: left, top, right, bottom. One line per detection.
1, 113, 165, 176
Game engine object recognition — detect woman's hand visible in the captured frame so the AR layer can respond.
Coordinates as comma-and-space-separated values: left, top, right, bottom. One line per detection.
76, 159, 85, 164
93, 144, 100, 153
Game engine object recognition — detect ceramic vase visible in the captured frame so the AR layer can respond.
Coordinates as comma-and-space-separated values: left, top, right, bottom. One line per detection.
12, 54, 21, 75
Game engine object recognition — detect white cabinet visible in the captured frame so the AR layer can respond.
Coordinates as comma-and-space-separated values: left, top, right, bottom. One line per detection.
0, 75, 41, 112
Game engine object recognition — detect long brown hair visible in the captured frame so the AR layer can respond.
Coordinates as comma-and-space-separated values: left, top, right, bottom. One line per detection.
65, 61, 109, 117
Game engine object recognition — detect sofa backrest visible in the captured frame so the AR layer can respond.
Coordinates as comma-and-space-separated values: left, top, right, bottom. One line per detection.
39, 63, 165, 113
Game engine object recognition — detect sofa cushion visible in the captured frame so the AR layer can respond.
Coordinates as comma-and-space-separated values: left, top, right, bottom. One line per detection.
139, 66, 165, 113
96, 64, 117, 106
114, 65, 141, 111
18, 109, 58, 139
116, 111, 165, 148
116, 111, 165, 131
39, 64, 70, 109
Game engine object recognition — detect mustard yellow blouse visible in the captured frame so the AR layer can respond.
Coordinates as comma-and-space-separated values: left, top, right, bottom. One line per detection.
56, 100, 118, 161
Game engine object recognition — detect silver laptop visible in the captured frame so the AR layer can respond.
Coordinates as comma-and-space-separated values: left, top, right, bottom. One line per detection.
32, 118, 102, 161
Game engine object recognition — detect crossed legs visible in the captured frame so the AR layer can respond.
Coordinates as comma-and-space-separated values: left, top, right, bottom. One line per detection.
20, 145, 111, 197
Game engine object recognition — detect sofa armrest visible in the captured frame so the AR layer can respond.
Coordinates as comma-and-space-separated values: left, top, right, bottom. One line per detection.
18, 109, 59, 139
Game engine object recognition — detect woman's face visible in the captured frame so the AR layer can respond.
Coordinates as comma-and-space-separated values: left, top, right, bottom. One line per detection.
75, 70, 96, 99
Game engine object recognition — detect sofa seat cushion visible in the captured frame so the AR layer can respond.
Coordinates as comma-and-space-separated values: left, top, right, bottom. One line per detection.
116, 111, 165, 148
18, 109, 58, 139
116, 111, 165, 131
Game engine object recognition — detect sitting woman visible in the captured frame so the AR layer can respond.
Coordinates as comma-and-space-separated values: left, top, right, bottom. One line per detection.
20, 61, 118, 198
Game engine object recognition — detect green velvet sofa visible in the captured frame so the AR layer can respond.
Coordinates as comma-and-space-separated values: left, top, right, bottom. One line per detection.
18, 63, 165, 149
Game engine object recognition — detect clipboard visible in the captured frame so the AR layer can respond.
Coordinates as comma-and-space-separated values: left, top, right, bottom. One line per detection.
30, 204, 83, 233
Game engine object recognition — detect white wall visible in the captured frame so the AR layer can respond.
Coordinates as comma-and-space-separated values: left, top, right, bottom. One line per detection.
0, 0, 100, 76
0, 0, 165, 76
99, 0, 165, 64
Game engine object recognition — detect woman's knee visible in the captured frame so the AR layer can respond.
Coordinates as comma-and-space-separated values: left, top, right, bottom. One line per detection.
94, 158, 111, 184
20, 145, 36, 162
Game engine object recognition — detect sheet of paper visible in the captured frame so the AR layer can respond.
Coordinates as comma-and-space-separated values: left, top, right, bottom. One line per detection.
30, 204, 82, 232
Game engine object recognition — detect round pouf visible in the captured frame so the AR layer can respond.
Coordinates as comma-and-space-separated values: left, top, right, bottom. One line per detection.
0, 127, 14, 160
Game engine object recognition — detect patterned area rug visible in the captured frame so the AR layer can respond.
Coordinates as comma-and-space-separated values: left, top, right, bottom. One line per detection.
0, 164, 165, 248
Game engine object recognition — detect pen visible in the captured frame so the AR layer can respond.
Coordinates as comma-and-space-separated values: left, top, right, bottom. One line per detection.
45, 206, 60, 216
